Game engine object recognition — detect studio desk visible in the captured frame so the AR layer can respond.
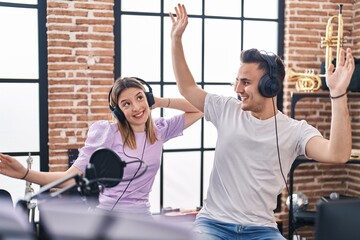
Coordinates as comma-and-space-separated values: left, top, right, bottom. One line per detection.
288, 91, 360, 240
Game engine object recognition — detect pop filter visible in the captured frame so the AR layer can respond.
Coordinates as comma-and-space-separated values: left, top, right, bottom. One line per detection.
89, 148, 126, 188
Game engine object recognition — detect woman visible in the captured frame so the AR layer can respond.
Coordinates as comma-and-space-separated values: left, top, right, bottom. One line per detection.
0, 77, 203, 215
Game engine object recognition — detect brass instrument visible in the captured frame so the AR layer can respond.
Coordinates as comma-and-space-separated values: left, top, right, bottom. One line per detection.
288, 4, 344, 92
321, 4, 343, 71
287, 68, 322, 92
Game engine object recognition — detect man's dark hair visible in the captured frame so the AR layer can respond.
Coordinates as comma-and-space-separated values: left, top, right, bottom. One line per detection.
240, 48, 285, 87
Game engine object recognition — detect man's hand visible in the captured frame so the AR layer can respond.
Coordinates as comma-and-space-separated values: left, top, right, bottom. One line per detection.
326, 48, 355, 97
169, 4, 188, 41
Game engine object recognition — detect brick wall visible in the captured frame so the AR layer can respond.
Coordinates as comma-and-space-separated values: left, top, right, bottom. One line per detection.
283, 1, 360, 239
354, 1, 360, 53
47, 0, 114, 171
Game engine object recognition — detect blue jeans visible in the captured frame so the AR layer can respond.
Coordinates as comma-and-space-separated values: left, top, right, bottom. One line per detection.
193, 217, 286, 240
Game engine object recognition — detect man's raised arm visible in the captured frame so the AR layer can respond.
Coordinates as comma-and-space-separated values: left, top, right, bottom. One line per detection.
306, 48, 355, 163
169, 3, 207, 112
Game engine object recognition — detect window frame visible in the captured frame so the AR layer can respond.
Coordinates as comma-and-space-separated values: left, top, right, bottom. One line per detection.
0, 1, 48, 171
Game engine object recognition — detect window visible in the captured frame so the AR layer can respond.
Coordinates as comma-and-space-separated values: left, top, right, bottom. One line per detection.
0, 0, 47, 205
114, 0, 284, 213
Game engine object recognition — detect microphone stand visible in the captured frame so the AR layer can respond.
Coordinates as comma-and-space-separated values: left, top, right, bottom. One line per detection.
15, 174, 84, 240
20, 171, 104, 213
17, 173, 88, 217
22, 173, 81, 202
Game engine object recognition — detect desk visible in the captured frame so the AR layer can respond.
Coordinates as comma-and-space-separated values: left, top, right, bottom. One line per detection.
288, 156, 360, 240
290, 91, 360, 119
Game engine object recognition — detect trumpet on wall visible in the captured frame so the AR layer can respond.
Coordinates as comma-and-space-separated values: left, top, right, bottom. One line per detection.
287, 68, 323, 92
288, 4, 344, 92
321, 4, 343, 71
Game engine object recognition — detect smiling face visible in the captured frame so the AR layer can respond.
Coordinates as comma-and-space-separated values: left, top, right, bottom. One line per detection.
234, 48, 286, 119
234, 62, 267, 113
118, 87, 150, 132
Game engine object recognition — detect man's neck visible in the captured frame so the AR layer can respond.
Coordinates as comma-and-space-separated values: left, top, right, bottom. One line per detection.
251, 102, 278, 120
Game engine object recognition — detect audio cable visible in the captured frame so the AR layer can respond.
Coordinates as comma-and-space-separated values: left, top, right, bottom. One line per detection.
110, 134, 147, 211
272, 98, 300, 240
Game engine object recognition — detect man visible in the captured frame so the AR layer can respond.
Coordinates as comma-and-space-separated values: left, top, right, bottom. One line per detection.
169, 3, 355, 240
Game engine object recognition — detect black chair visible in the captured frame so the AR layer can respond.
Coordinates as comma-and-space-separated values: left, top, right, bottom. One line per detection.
0, 189, 35, 239
315, 199, 360, 240
0, 189, 13, 207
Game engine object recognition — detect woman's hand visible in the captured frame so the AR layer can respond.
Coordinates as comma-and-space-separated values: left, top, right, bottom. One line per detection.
0, 153, 28, 179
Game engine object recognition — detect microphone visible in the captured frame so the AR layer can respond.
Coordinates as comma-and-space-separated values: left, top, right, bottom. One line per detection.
89, 148, 127, 188
89, 147, 148, 188
78, 163, 102, 208
84, 163, 102, 195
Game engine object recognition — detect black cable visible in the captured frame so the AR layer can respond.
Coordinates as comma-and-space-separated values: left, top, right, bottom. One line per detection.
110, 132, 147, 212
120, 159, 148, 181
272, 98, 289, 194
272, 98, 299, 240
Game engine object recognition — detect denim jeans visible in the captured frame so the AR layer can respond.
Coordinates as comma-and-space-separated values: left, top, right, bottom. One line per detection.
193, 217, 286, 240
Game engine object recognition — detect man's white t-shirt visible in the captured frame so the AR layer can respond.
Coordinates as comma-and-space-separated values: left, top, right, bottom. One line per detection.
197, 93, 321, 228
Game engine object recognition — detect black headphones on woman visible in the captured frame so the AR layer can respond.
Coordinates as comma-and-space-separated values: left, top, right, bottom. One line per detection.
258, 52, 280, 98
108, 77, 155, 122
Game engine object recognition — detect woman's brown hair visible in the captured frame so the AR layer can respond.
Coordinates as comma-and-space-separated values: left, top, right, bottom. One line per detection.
109, 77, 157, 148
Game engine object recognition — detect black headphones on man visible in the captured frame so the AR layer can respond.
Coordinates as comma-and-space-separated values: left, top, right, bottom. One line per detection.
108, 77, 155, 122
258, 52, 280, 98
